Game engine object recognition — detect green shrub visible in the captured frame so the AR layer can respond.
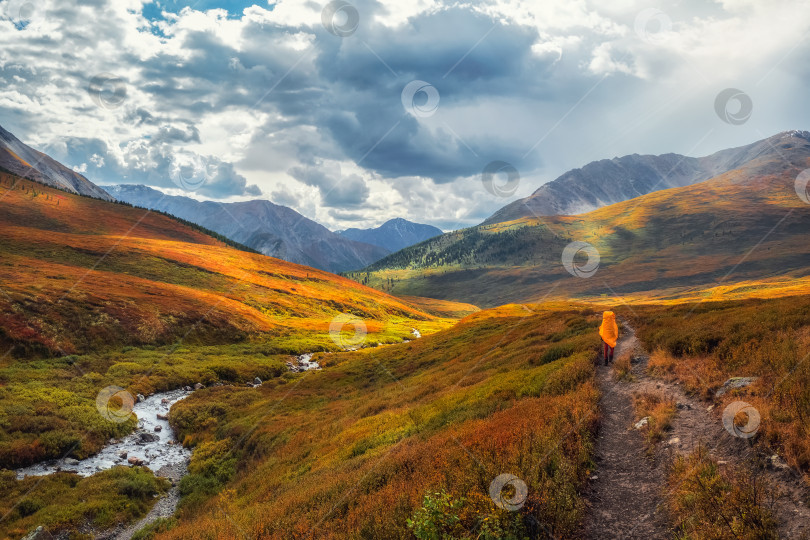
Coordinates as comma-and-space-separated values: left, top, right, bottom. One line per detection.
538, 344, 575, 365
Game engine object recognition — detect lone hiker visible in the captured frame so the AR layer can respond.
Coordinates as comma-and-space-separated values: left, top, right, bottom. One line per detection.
599, 311, 618, 366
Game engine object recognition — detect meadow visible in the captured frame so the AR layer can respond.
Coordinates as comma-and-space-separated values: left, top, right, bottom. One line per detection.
133, 303, 603, 539
0, 170, 465, 537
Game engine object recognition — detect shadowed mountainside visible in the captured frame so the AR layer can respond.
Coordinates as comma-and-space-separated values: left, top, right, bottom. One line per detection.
0, 124, 112, 201
338, 217, 443, 252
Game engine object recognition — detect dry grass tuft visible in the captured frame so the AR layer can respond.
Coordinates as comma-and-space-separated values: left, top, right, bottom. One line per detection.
632, 391, 677, 453
612, 351, 634, 381
667, 446, 778, 539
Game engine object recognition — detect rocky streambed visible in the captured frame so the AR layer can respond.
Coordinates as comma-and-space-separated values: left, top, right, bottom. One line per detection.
15, 389, 192, 479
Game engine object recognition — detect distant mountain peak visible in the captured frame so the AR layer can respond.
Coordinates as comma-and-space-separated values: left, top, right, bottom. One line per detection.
338, 218, 443, 253
0, 124, 113, 200
777, 129, 810, 141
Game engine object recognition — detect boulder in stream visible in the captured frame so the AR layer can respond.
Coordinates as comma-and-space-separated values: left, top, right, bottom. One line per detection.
139, 432, 159, 443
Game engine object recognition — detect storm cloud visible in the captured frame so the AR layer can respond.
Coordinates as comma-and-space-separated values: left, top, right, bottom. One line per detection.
1, 0, 809, 228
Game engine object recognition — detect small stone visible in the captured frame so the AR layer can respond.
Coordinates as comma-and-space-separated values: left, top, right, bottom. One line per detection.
184, 386, 192, 391
161, 398, 170, 404
707, 405, 715, 412
253, 377, 262, 386
769, 454, 789, 470
136, 394, 145, 403
634, 417, 650, 429
157, 413, 168, 420
194, 383, 204, 390
715, 377, 758, 398
154, 425, 162, 432
590, 475, 598, 481
667, 437, 680, 445
128, 456, 142, 466
64, 458, 79, 466
118, 451, 128, 459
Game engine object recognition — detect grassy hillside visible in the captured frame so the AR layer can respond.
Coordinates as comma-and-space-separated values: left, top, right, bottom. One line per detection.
125, 303, 601, 539
0, 171, 468, 495
356, 135, 810, 307
0, 171, 454, 357
626, 295, 810, 477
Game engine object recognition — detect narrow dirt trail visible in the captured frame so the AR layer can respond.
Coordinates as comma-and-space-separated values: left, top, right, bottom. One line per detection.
584, 319, 810, 539
582, 324, 670, 539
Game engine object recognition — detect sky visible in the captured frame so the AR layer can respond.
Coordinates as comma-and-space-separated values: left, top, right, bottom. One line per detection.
1, 0, 809, 231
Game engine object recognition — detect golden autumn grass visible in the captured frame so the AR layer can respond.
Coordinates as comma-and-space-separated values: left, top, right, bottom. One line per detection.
132, 303, 603, 539
632, 391, 676, 453
611, 350, 633, 381
626, 296, 810, 482
0, 467, 170, 539
0, 172, 458, 357
0, 172, 468, 470
667, 447, 778, 540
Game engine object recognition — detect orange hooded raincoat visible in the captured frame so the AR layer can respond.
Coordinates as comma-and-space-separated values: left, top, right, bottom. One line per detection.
599, 311, 619, 348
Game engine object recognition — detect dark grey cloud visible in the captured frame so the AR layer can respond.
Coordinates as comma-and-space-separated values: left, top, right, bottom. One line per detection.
289, 163, 370, 207
2, 0, 810, 230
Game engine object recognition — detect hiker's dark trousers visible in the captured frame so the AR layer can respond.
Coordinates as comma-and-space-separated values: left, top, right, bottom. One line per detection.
604, 342, 614, 362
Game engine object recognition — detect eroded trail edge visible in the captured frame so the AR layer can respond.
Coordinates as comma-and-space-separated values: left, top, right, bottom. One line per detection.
584, 320, 810, 539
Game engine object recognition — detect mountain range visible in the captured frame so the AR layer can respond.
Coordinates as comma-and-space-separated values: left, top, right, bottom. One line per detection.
483, 131, 810, 224
104, 185, 442, 274
103, 184, 396, 273
360, 130, 810, 307
0, 124, 113, 200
